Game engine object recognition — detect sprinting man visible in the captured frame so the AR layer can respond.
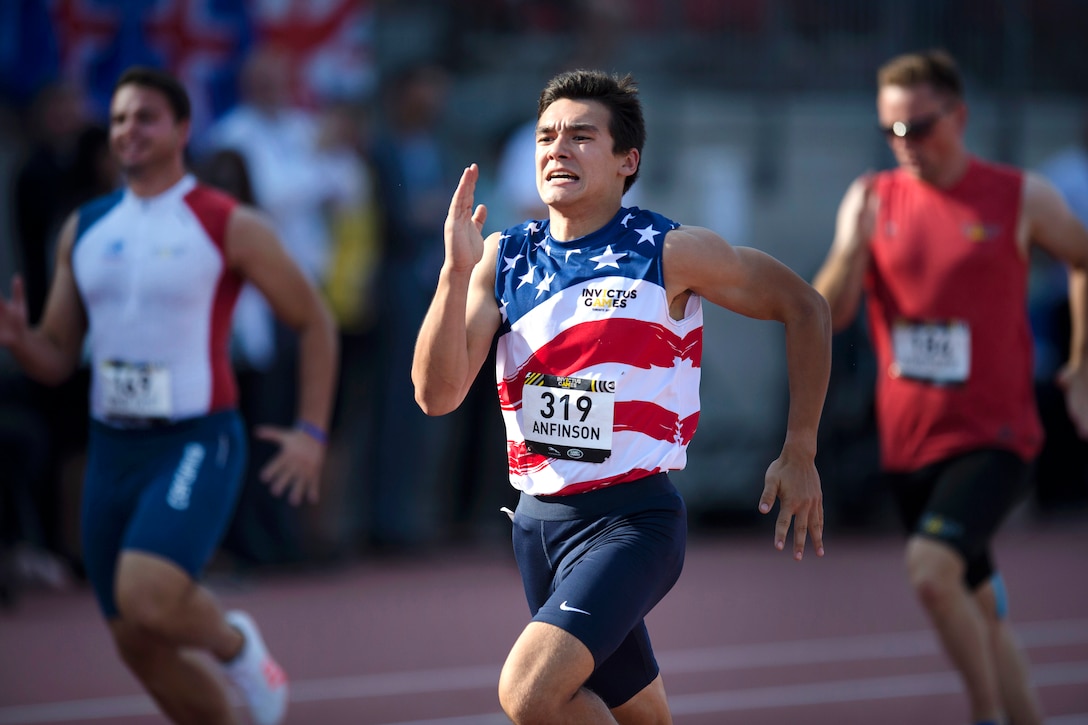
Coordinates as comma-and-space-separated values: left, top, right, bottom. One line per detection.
412, 69, 831, 723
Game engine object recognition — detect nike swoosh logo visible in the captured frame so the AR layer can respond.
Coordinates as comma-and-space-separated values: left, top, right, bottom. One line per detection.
559, 601, 591, 615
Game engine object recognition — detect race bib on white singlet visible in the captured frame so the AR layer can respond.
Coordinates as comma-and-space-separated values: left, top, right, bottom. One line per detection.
99, 360, 173, 418
890, 320, 970, 384
522, 373, 614, 462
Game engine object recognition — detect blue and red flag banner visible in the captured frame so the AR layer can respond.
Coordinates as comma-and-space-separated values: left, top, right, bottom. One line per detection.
2, 0, 374, 134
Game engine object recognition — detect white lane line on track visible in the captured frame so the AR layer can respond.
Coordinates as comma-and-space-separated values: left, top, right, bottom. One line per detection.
1, 619, 1087, 724
0, 697, 156, 725
665, 659, 1088, 715
374, 661, 1088, 725
659, 617, 1088, 673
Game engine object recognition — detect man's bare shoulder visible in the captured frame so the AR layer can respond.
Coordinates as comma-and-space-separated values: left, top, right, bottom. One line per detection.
223, 203, 287, 271
1020, 170, 1077, 231
663, 224, 734, 260
661, 224, 745, 296
481, 229, 503, 264
1022, 170, 1063, 207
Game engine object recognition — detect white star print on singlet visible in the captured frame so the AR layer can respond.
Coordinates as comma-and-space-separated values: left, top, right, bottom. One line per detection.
494, 206, 703, 495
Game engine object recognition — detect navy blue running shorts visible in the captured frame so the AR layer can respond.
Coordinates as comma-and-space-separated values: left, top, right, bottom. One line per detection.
512, 473, 687, 708
886, 448, 1033, 589
81, 410, 247, 617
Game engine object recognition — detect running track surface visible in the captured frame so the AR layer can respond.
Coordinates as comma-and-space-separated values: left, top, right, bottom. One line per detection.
1, 513, 1086, 725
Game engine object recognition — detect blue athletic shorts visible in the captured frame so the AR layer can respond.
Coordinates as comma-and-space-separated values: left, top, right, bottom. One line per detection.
511, 473, 687, 708
81, 410, 247, 617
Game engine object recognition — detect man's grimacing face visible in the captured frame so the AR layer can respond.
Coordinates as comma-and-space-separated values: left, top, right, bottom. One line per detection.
535, 97, 638, 211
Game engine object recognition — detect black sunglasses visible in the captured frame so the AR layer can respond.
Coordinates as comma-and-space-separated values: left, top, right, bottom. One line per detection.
879, 109, 946, 141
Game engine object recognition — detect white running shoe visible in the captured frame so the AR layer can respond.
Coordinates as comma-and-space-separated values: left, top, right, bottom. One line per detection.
223, 610, 288, 725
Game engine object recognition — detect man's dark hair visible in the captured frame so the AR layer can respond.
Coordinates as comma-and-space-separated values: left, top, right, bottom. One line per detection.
113, 66, 192, 122
877, 49, 964, 101
538, 69, 645, 192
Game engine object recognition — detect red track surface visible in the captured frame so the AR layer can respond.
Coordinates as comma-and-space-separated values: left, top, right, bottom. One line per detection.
1, 514, 1086, 725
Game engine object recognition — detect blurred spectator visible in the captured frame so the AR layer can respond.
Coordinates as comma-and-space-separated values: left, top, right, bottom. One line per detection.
309, 100, 389, 556
1033, 114, 1088, 513
71, 124, 120, 206
198, 45, 365, 566
13, 81, 92, 323
197, 148, 256, 209
365, 61, 503, 551
1038, 116, 1088, 229
0, 375, 63, 608
8, 81, 117, 580
202, 45, 360, 286
494, 117, 550, 225
319, 101, 382, 337
493, 3, 634, 227
201, 45, 363, 374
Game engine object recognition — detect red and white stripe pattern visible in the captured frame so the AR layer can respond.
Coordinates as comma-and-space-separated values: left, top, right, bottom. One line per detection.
494, 207, 703, 495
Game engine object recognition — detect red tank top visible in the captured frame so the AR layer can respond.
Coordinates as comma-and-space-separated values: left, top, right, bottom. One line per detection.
864, 157, 1043, 472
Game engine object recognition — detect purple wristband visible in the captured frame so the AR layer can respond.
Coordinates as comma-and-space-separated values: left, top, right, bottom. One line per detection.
295, 420, 328, 445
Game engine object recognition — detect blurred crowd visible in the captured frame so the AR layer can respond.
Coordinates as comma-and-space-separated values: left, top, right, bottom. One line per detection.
0, 0, 659, 602
0, 45, 522, 604
1, 12, 1087, 607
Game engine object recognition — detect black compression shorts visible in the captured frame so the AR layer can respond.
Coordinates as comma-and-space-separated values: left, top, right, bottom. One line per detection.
886, 448, 1033, 589
511, 473, 686, 708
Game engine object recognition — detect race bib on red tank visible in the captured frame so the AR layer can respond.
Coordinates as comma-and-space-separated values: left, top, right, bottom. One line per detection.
890, 320, 970, 384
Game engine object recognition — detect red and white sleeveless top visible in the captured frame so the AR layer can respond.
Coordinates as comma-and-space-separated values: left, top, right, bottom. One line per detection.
72, 175, 244, 425
495, 207, 703, 495
865, 158, 1043, 471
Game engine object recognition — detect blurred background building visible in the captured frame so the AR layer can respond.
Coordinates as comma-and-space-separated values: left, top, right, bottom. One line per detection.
1, 0, 1086, 584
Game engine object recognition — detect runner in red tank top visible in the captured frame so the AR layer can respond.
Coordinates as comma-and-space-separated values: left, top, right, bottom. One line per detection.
867, 157, 1043, 472
813, 50, 1088, 725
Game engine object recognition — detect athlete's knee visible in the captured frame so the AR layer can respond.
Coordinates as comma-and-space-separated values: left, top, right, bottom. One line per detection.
904, 537, 964, 611
499, 652, 586, 724
500, 622, 600, 723
497, 680, 546, 723
113, 555, 193, 635
115, 582, 173, 634
498, 658, 553, 724
111, 618, 168, 675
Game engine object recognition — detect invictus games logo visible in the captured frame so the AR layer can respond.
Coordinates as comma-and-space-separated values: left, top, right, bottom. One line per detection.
581, 286, 637, 310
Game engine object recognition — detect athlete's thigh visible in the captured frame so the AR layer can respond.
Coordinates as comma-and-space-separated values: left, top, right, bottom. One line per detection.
510, 477, 686, 709
510, 508, 556, 615
124, 412, 247, 581
81, 427, 143, 618
502, 620, 596, 701
542, 503, 685, 663
886, 464, 936, 535
922, 448, 1032, 557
